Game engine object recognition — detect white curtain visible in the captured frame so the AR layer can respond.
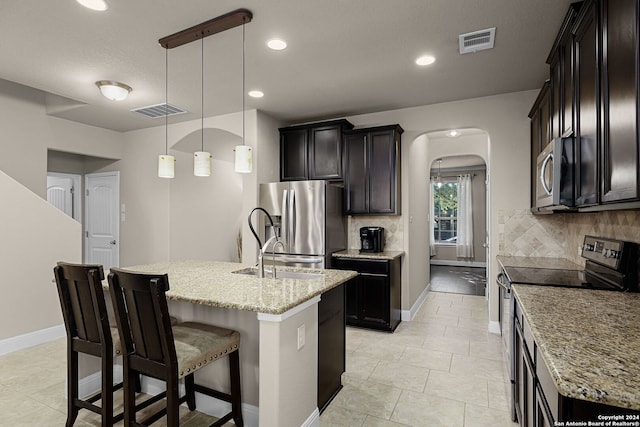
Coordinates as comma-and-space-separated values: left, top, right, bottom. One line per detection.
429, 178, 437, 256
456, 174, 474, 258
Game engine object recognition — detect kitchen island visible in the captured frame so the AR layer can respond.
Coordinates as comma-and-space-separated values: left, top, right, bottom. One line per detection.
512, 284, 640, 423
114, 260, 357, 427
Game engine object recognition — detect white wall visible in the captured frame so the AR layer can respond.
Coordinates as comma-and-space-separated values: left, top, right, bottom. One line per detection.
345, 90, 536, 325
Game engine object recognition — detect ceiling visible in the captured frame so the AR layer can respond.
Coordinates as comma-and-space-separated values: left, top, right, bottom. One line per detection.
0, 0, 574, 132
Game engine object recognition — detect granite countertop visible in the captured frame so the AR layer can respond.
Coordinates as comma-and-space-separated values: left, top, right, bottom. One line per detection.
107, 260, 357, 315
512, 284, 640, 410
497, 255, 583, 270
333, 249, 405, 260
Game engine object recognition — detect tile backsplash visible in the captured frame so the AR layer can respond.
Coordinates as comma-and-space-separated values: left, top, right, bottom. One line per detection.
498, 209, 640, 265
348, 216, 404, 251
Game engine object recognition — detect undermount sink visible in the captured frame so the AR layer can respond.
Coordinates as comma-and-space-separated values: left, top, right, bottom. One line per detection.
232, 267, 324, 280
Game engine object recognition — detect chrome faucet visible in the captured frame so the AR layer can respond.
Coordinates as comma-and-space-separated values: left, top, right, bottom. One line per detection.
248, 207, 285, 278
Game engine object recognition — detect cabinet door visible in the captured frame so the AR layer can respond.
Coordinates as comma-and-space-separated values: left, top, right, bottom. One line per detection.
515, 324, 525, 425
309, 125, 343, 180
317, 283, 345, 411
280, 129, 308, 181
536, 387, 554, 427
344, 133, 368, 214
369, 130, 399, 214
600, 0, 639, 203
524, 347, 535, 427
345, 276, 360, 325
561, 33, 574, 137
574, 1, 600, 206
551, 58, 562, 140
360, 273, 390, 328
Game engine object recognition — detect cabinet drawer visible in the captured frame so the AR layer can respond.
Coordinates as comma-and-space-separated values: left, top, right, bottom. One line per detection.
332, 258, 389, 275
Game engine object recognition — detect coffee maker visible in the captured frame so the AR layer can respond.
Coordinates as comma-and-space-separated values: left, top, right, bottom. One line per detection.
360, 227, 384, 253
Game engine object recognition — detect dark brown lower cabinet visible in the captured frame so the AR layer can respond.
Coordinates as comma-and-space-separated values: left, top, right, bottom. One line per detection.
513, 298, 640, 426
332, 256, 401, 332
318, 283, 345, 412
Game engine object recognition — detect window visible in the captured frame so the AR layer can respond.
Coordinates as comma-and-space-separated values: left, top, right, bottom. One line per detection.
433, 181, 458, 243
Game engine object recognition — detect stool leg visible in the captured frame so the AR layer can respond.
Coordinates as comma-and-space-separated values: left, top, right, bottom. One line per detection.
123, 365, 137, 427
166, 375, 180, 427
229, 351, 243, 427
66, 348, 79, 427
101, 352, 114, 427
185, 373, 196, 411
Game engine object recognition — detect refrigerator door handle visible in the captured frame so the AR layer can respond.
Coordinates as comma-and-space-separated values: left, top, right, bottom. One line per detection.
281, 190, 288, 245
290, 189, 296, 247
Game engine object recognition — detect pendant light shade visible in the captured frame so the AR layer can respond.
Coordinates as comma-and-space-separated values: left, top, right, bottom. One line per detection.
235, 145, 252, 173
194, 151, 212, 176
235, 18, 253, 173
194, 37, 212, 177
158, 154, 175, 178
158, 48, 174, 179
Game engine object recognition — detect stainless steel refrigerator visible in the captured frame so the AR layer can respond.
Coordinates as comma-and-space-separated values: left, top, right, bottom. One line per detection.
258, 180, 346, 268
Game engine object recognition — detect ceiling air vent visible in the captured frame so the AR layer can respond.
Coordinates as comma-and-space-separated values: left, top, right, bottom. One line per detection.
459, 27, 496, 54
131, 103, 187, 119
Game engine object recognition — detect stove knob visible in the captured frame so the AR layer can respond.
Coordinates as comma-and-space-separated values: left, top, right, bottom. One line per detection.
610, 250, 619, 259
603, 249, 611, 257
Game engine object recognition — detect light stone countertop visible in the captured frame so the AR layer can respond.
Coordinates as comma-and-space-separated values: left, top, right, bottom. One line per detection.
109, 260, 358, 315
332, 249, 405, 261
497, 255, 583, 270
512, 284, 640, 410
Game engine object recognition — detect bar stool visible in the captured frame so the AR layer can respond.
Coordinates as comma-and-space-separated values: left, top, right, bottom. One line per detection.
108, 267, 243, 427
53, 262, 124, 427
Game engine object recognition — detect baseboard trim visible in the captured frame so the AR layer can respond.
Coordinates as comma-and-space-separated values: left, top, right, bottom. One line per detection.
430, 260, 487, 268
401, 283, 431, 321
301, 407, 320, 427
488, 320, 501, 335
0, 324, 65, 356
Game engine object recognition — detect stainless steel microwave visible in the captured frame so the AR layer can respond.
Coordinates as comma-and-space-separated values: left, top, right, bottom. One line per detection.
535, 137, 574, 210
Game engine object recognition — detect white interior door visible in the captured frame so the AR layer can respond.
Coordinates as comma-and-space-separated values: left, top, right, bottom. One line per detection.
85, 172, 120, 271
47, 173, 81, 220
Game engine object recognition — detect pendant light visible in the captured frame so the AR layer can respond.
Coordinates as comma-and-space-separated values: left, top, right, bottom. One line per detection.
158, 48, 175, 178
435, 158, 443, 188
194, 36, 212, 176
235, 18, 253, 173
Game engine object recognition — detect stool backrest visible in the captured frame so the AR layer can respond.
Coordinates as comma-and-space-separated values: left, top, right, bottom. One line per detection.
53, 262, 109, 350
108, 268, 177, 374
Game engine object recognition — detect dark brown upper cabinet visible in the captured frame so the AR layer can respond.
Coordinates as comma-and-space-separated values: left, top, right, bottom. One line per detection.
599, 0, 640, 204
343, 124, 403, 215
279, 119, 354, 181
547, 2, 581, 139
573, 0, 600, 207
529, 82, 551, 209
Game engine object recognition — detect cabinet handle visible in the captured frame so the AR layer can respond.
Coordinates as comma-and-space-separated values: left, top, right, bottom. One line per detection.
540, 153, 553, 195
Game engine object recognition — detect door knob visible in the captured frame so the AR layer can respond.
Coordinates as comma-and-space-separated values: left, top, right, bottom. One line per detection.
109, 240, 117, 245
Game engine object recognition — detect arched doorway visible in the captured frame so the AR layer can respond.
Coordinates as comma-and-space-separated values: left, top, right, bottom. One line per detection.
429, 154, 487, 296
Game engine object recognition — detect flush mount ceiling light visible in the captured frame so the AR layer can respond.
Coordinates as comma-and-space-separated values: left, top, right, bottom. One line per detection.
446, 130, 461, 138
95, 81, 132, 101
248, 90, 264, 98
267, 39, 287, 50
76, 0, 108, 11
415, 55, 436, 66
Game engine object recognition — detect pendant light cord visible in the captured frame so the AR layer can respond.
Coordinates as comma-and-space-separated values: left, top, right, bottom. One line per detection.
165, 48, 169, 155
242, 19, 246, 146
201, 36, 204, 152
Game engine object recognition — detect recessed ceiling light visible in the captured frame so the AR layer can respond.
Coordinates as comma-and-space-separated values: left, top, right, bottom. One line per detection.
415, 55, 436, 66
248, 90, 264, 98
76, 0, 108, 11
446, 130, 461, 137
267, 39, 287, 51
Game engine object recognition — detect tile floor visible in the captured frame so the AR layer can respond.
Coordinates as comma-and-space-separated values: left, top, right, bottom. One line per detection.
429, 266, 487, 296
320, 291, 518, 427
0, 291, 515, 427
